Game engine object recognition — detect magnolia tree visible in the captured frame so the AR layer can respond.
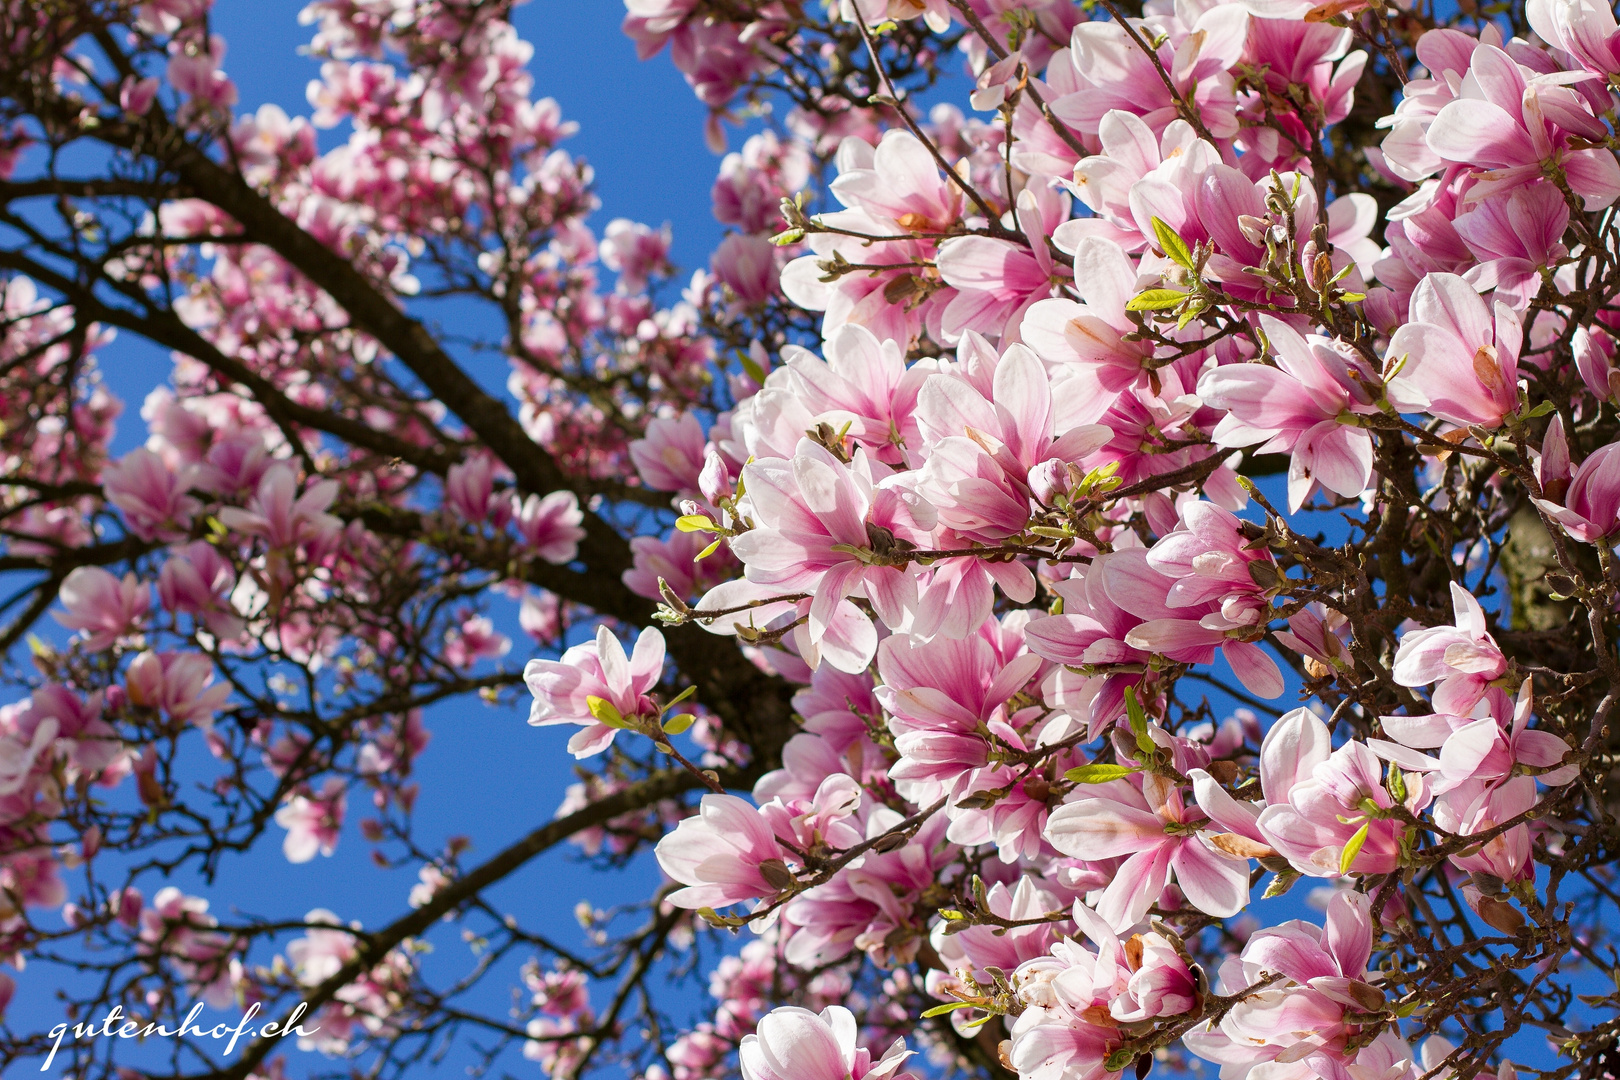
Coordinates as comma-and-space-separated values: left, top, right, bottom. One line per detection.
3, 0, 1620, 1078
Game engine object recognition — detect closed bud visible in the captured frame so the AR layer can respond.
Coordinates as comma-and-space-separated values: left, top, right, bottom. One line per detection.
758, 858, 796, 891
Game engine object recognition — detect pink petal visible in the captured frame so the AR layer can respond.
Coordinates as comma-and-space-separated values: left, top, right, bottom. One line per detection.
1260, 708, 1331, 805
1044, 798, 1168, 860
1171, 837, 1252, 917
1223, 640, 1285, 698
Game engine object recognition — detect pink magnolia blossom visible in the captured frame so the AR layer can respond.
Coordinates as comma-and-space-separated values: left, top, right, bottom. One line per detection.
937, 186, 1071, 342
739, 1005, 918, 1080
139, 886, 241, 1009
931, 875, 1066, 984
519, 589, 561, 642
120, 74, 160, 115
621, 0, 698, 59
274, 777, 348, 863
444, 455, 513, 529
782, 811, 956, 969
126, 650, 232, 729
54, 566, 150, 652
1386, 273, 1523, 428
1146, 500, 1278, 630
875, 625, 1043, 806
1108, 548, 1284, 701
513, 489, 586, 564
1239, 19, 1368, 162
778, 323, 927, 467
444, 614, 511, 668
631, 413, 708, 494
1186, 891, 1384, 1078
1065, 113, 1212, 252
909, 534, 1038, 642
1433, 775, 1539, 884
195, 432, 274, 497
1424, 43, 1620, 208
711, 232, 780, 307
1528, 0, 1620, 77
1273, 602, 1354, 676
726, 440, 935, 672
780, 131, 962, 344
1454, 182, 1569, 309
712, 130, 812, 234
9, 684, 122, 782
1050, 8, 1245, 140
1005, 903, 1195, 1079
1199, 314, 1380, 511
623, 526, 733, 603
917, 340, 1110, 542
1371, 678, 1577, 792
103, 447, 201, 542
0, 700, 61, 798
524, 624, 665, 757
1007, 933, 1129, 1080
599, 218, 673, 293
758, 772, 865, 856
655, 793, 792, 912
286, 908, 359, 986
1046, 772, 1252, 930
1391, 581, 1508, 714
216, 463, 343, 553
1534, 431, 1620, 543
1022, 235, 1153, 395
1026, 552, 1161, 735
168, 34, 237, 113
526, 964, 590, 1018
1573, 323, 1620, 404
1255, 709, 1422, 877
158, 541, 244, 639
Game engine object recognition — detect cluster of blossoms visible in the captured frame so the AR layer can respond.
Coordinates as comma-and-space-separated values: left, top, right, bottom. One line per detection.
5, 0, 1620, 1078
535, 0, 1620, 1076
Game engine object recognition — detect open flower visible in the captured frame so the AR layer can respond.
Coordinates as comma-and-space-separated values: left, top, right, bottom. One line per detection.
740, 1005, 918, 1080
656, 793, 792, 913
1386, 273, 1523, 428
1046, 772, 1251, 931
524, 625, 666, 757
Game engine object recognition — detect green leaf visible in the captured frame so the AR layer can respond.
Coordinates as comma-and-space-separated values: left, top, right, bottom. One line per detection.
661, 713, 695, 736
1125, 288, 1189, 312
921, 1002, 977, 1018
1337, 291, 1366, 303
695, 538, 723, 562
1151, 215, 1194, 270
1340, 821, 1370, 875
1124, 686, 1154, 754
739, 351, 766, 385
676, 514, 717, 533
1522, 401, 1557, 419
586, 695, 628, 728
1064, 764, 1141, 784
662, 685, 698, 713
